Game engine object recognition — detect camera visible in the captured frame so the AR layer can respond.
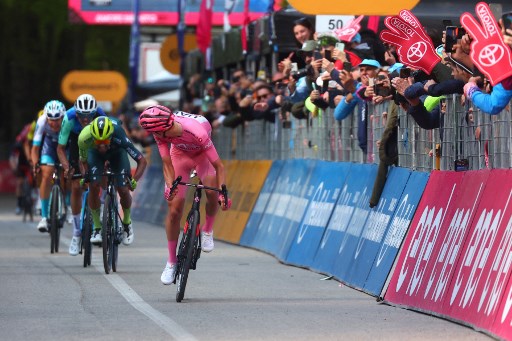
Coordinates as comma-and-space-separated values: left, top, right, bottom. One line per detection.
503, 12, 512, 36
292, 68, 309, 81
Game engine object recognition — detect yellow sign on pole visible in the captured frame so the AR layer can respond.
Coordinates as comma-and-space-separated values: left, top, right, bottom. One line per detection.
160, 33, 197, 75
286, 0, 420, 15
61, 70, 127, 103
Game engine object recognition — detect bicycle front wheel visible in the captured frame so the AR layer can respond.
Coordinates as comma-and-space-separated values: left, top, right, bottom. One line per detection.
49, 186, 61, 254
176, 210, 199, 303
102, 194, 114, 274
82, 205, 93, 267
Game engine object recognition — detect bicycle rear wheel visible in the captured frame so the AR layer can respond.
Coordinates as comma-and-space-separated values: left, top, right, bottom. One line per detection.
176, 210, 199, 302
49, 186, 61, 254
111, 195, 119, 273
82, 206, 93, 267
102, 194, 114, 274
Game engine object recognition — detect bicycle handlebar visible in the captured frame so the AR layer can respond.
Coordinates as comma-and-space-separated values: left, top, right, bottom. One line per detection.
169, 176, 229, 209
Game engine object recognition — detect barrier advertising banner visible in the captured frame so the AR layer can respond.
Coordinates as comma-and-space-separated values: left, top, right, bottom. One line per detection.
132, 165, 166, 224
215, 160, 272, 243
344, 167, 412, 292
273, 159, 317, 261
239, 160, 283, 247
285, 161, 348, 267
447, 170, 512, 336
364, 170, 429, 296
384, 170, 467, 309
309, 162, 358, 275
251, 159, 316, 258
331, 163, 378, 282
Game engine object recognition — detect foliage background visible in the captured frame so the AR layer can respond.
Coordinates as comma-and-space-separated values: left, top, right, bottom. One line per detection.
0, 0, 129, 155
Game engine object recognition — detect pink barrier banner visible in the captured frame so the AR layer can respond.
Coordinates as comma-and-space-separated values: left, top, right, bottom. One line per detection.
385, 169, 512, 339
384, 171, 466, 309
448, 169, 512, 338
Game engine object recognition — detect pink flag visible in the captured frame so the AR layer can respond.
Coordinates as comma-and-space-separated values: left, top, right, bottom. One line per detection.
241, 0, 249, 53
197, 0, 214, 54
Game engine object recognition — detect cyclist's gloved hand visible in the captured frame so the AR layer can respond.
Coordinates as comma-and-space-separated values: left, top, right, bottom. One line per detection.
218, 195, 232, 211
164, 183, 177, 201
129, 178, 137, 191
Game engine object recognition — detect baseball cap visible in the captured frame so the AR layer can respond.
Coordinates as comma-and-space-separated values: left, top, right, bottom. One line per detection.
388, 63, 404, 73
359, 59, 381, 69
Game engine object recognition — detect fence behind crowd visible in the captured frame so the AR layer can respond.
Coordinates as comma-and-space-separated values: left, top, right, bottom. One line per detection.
212, 95, 512, 172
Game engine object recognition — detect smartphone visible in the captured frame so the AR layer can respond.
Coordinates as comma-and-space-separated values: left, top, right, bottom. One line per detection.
313, 51, 323, 60
324, 49, 332, 62
343, 62, 352, 72
399, 68, 411, 78
291, 62, 298, 73
368, 78, 374, 86
503, 11, 512, 36
490, 3, 503, 22
335, 42, 345, 51
445, 26, 458, 53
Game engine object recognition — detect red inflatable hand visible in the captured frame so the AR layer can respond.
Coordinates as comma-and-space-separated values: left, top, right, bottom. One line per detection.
334, 15, 364, 42
460, 2, 512, 86
380, 10, 440, 74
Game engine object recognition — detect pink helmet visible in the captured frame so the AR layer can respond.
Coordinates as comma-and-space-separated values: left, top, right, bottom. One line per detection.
139, 105, 175, 132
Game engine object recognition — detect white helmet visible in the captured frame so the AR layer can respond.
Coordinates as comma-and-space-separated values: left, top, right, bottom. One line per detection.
75, 94, 97, 116
44, 100, 66, 120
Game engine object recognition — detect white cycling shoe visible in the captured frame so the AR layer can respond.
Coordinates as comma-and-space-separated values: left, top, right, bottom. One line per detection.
201, 232, 214, 253
161, 262, 176, 285
69, 236, 81, 256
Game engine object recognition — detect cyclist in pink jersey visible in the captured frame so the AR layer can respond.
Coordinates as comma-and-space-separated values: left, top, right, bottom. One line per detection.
139, 105, 230, 285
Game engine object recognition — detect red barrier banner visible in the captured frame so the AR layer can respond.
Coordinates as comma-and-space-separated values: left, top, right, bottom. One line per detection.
384, 171, 466, 309
446, 170, 512, 336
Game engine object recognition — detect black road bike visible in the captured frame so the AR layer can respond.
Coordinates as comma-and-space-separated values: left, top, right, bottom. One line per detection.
80, 189, 93, 267
101, 168, 131, 274
169, 176, 228, 302
48, 163, 68, 254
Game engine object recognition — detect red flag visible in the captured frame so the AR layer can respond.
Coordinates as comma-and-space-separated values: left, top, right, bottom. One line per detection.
197, 0, 214, 54
241, 0, 249, 53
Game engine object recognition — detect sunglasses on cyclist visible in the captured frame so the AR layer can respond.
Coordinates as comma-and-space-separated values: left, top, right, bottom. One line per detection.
94, 139, 111, 146
46, 113, 62, 120
76, 111, 95, 120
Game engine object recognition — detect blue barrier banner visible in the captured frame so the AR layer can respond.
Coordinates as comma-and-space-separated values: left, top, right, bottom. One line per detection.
285, 161, 349, 267
273, 159, 317, 260
132, 166, 165, 224
311, 163, 372, 275
329, 164, 378, 281
250, 159, 316, 257
239, 160, 284, 247
363, 170, 429, 296
344, 167, 411, 291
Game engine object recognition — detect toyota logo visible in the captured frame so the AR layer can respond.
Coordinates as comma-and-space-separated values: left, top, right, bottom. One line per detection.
478, 44, 504, 67
407, 41, 427, 63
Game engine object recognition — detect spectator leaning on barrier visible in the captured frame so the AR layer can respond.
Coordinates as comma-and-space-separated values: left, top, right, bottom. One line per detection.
462, 8, 512, 115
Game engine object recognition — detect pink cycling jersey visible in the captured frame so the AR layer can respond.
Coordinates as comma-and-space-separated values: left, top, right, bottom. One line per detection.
153, 111, 220, 198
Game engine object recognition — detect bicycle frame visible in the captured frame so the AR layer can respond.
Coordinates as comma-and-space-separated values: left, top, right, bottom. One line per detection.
171, 175, 228, 302
48, 163, 68, 254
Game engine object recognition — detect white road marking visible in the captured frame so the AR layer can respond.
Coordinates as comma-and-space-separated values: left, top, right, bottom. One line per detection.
63, 238, 197, 341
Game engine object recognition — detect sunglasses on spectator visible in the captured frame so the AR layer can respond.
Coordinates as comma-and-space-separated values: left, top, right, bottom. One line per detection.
94, 139, 111, 146
257, 93, 271, 100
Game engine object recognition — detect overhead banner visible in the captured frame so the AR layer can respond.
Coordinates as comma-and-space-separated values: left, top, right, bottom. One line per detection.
68, 0, 273, 25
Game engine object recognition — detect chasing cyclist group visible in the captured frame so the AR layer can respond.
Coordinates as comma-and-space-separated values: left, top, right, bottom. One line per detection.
15, 95, 231, 285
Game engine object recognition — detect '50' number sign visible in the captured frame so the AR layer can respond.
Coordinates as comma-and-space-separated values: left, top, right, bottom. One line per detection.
315, 15, 354, 33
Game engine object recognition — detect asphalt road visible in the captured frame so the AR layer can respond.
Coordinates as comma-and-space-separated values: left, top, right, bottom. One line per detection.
0, 194, 491, 341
